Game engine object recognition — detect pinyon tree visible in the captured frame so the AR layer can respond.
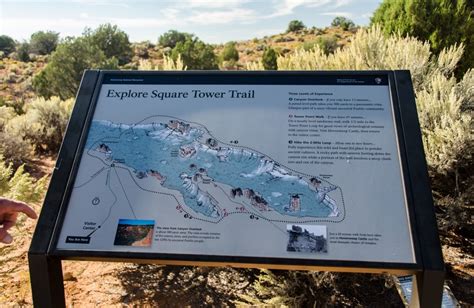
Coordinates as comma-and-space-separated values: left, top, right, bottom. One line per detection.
30, 30, 59, 55
371, 0, 474, 75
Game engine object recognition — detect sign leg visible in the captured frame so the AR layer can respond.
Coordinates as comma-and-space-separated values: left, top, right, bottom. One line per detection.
28, 254, 66, 308
409, 270, 444, 308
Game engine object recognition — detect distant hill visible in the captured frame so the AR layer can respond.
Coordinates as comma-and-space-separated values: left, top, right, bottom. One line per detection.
0, 26, 356, 102
215, 26, 356, 66
129, 26, 357, 69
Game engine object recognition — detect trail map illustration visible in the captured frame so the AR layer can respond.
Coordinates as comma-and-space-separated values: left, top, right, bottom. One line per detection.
81, 116, 343, 225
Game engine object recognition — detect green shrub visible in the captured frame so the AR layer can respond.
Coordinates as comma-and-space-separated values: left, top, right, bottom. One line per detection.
171, 37, 218, 70
159, 30, 193, 49
236, 270, 396, 307
29, 31, 59, 55
262, 47, 278, 70
133, 41, 153, 59
0, 155, 47, 204
0, 98, 25, 115
138, 55, 186, 70
0, 106, 15, 130
221, 60, 239, 70
8, 97, 74, 154
33, 37, 119, 99
0, 105, 32, 166
162, 55, 186, 70
1, 101, 19, 117
302, 36, 338, 54
137, 59, 156, 70
0, 35, 16, 55
16, 42, 30, 62
331, 16, 355, 30
122, 62, 139, 70
287, 20, 305, 32
221, 41, 239, 62
246, 61, 264, 70
371, 0, 474, 76
0, 130, 32, 167
278, 26, 432, 83
302, 41, 316, 51
458, 68, 474, 112
416, 69, 473, 173
277, 26, 472, 175
85, 24, 132, 65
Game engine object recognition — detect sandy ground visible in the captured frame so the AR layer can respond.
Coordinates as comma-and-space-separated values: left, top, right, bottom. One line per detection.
0, 158, 471, 307
1, 210, 470, 307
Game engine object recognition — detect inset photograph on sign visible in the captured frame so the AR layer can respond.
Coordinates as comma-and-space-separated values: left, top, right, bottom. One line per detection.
113, 219, 154, 247
287, 224, 328, 253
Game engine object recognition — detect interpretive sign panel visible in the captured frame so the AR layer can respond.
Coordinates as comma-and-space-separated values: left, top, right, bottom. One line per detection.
56, 74, 415, 264
29, 71, 444, 307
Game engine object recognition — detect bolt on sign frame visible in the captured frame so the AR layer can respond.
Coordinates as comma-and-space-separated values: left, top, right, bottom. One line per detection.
28, 70, 444, 307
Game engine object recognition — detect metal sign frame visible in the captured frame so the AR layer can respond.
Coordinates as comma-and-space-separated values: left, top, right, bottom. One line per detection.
28, 70, 444, 307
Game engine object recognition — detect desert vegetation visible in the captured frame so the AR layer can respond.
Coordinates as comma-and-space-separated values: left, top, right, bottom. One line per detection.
372, 0, 473, 76
0, 0, 472, 305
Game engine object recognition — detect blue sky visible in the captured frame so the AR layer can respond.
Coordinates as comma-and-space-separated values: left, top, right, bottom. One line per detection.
0, 0, 382, 43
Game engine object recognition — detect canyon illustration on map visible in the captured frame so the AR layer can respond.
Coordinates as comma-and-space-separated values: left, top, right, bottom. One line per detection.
75, 115, 345, 232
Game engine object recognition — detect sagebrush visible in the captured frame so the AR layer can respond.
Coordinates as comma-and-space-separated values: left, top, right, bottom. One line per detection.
0, 155, 47, 204
2, 96, 74, 156
276, 26, 472, 174
138, 55, 186, 70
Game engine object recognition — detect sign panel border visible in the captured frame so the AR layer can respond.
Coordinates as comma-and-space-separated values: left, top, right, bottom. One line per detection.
32, 70, 442, 273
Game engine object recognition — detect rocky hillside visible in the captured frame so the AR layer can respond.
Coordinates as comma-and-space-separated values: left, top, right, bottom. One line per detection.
0, 26, 355, 102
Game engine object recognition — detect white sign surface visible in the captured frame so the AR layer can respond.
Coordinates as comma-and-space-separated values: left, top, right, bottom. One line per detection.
57, 82, 415, 264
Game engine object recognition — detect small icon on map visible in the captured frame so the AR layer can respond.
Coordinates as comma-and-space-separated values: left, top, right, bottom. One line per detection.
92, 197, 100, 205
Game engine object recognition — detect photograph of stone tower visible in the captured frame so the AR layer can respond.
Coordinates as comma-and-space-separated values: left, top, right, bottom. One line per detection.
287, 224, 327, 253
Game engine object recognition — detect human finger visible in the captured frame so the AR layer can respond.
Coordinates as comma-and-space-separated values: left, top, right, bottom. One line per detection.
8, 201, 37, 219
0, 227, 13, 244
2, 219, 17, 230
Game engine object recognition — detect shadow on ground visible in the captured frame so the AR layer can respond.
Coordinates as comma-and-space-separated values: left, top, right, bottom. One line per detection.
116, 265, 403, 307
116, 265, 259, 306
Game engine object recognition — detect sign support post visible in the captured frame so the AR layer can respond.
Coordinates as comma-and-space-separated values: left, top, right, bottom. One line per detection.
28, 254, 65, 308
394, 70, 445, 308
28, 70, 99, 308
410, 271, 444, 308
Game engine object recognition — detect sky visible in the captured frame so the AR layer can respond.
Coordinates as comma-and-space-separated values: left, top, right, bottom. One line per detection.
0, 0, 382, 44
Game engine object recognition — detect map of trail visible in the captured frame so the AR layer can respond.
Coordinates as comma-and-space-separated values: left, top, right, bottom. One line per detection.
78, 115, 345, 226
